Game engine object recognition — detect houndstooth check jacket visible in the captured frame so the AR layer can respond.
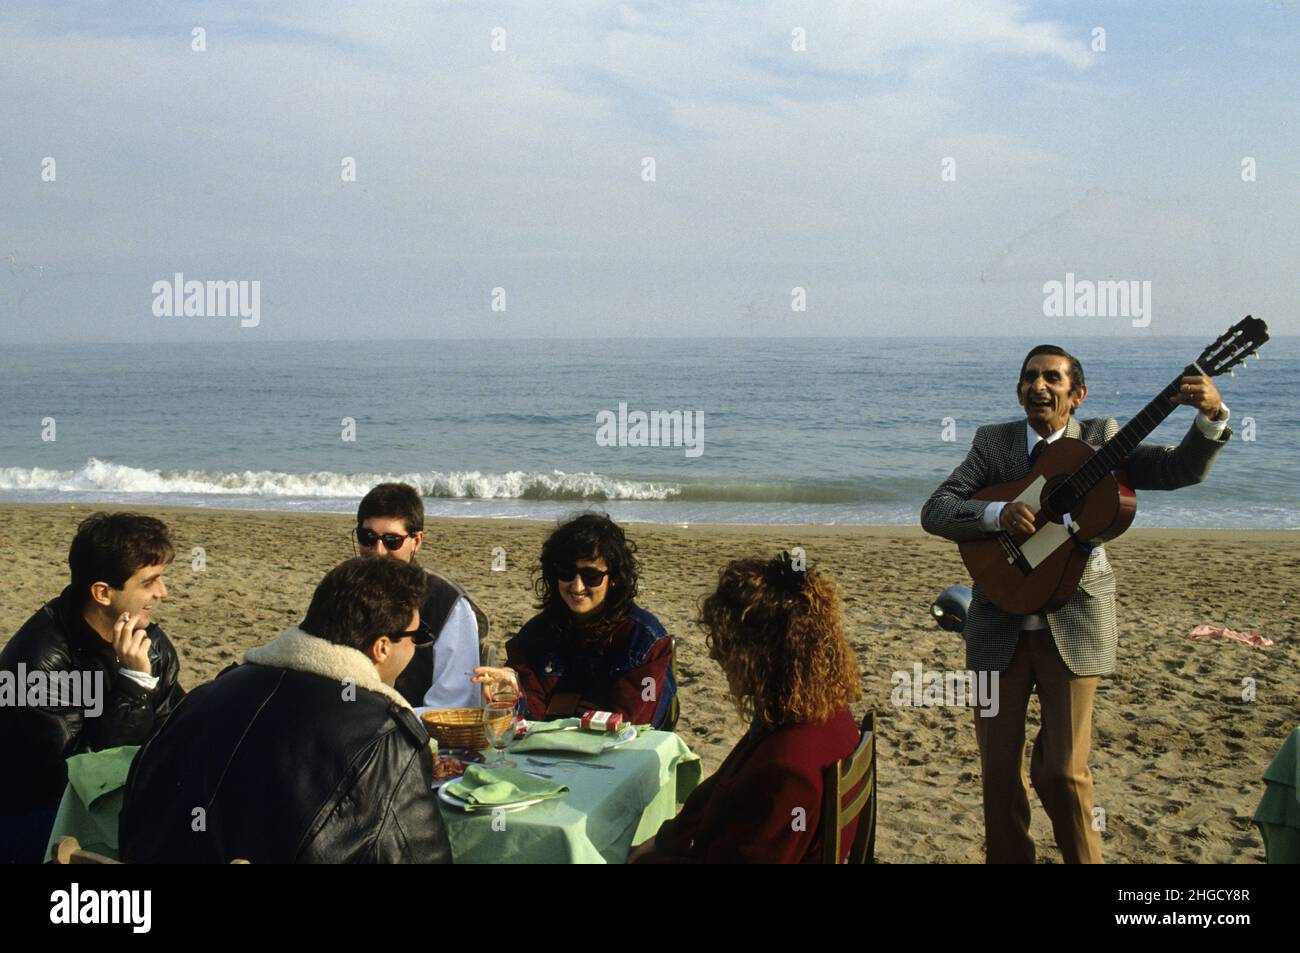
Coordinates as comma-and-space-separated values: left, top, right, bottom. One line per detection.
921, 414, 1230, 677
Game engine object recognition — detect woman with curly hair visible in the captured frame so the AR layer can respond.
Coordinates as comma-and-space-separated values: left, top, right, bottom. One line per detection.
473, 513, 677, 728
631, 553, 863, 864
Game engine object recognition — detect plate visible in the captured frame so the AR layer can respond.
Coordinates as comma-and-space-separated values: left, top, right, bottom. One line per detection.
437, 784, 544, 813
603, 723, 637, 749
510, 722, 637, 753
429, 755, 470, 788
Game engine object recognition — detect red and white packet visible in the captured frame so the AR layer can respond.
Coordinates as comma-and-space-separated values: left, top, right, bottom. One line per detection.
580, 710, 624, 733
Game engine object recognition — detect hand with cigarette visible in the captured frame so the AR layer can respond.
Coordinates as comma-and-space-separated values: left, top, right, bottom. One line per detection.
112, 611, 154, 674
471, 665, 520, 702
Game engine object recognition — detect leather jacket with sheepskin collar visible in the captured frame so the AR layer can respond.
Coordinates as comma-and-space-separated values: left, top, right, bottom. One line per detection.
120, 627, 451, 864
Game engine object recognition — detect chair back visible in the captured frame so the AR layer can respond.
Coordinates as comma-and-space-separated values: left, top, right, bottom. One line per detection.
658, 637, 681, 732
821, 709, 877, 864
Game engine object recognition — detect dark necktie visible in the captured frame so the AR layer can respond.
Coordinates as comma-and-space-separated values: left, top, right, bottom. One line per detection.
1028, 438, 1046, 465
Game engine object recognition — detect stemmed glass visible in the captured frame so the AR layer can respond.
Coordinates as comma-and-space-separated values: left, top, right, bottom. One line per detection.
476, 643, 520, 707
483, 700, 517, 768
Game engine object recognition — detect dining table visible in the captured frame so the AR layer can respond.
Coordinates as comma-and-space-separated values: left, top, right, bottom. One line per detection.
434, 726, 702, 864
41, 724, 704, 865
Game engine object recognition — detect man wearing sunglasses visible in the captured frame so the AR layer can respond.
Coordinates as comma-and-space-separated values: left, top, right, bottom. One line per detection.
120, 556, 451, 863
355, 483, 488, 710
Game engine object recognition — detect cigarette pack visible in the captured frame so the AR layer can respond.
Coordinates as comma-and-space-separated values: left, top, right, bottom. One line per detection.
580, 710, 624, 733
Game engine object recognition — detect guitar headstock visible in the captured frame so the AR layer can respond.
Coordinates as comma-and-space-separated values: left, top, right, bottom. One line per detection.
1194, 315, 1269, 378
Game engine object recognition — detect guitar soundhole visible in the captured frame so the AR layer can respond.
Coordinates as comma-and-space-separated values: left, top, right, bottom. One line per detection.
1040, 476, 1084, 524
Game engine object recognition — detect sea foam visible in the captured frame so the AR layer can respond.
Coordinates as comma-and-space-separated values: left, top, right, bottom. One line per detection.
0, 459, 680, 501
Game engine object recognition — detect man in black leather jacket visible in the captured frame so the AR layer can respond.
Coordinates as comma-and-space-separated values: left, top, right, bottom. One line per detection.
120, 556, 453, 864
0, 512, 185, 863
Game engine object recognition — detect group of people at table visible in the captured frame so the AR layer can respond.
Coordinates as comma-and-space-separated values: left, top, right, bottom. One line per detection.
0, 484, 864, 864
2, 342, 1250, 866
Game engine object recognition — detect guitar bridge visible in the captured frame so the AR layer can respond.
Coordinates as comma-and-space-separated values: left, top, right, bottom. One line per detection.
1001, 536, 1033, 575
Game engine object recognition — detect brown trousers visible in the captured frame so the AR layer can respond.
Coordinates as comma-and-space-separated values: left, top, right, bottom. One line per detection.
972, 629, 1104, 863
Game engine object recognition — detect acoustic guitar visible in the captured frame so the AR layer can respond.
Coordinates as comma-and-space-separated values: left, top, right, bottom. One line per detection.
959, 316, 1269, 615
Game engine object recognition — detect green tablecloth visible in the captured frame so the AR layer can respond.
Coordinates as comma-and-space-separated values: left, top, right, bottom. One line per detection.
44, 745, 140, 862
1254, 726, 1300, 864
437, 729, 701, 863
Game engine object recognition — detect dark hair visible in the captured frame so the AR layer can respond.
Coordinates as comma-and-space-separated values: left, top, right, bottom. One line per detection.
68, 512, 175, 601
533, 512, 639, 646
700, 557, 861, 728
1018, 345, 1085, 396
357, 482, 424, 534
300, 556, 428, 655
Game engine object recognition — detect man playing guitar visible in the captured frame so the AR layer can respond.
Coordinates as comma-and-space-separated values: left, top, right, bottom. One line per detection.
922, 344, 1230, 863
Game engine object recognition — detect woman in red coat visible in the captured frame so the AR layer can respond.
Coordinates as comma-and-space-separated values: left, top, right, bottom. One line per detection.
631, 553, 863, 864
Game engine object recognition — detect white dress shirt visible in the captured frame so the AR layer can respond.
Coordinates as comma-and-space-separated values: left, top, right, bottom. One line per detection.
119, 668, 159, 690
421, 597, 482, 709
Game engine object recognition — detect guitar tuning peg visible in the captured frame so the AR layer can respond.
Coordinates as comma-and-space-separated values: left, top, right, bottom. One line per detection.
1229, 369, 1235, 377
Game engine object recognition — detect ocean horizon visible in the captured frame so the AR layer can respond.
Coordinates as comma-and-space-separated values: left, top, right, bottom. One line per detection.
2, 336, 1294, 528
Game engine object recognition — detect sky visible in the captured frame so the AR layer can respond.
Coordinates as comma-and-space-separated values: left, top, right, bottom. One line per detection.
1, 0, 1297, 341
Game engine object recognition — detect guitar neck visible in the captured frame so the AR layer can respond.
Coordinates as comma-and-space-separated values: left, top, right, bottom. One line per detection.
1066, 364, 1197, 496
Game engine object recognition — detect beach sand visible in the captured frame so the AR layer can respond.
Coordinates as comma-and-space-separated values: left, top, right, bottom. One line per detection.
1, 503, 1294, 863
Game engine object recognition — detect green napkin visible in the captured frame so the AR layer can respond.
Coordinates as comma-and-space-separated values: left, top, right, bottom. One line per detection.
44, 745, 140, 861
521, 717, 583, 733
511, 718, 623, 755
445, 764, 568, 810
66, 745, 138, 807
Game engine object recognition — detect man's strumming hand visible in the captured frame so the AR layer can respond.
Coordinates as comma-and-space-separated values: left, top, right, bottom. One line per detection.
999, 501, 1037, 536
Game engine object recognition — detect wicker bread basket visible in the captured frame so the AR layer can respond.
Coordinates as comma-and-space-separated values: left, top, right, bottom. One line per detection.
420, 708, 488, 751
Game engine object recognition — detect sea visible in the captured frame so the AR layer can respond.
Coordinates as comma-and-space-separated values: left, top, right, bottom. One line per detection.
1, 337, 1295, 528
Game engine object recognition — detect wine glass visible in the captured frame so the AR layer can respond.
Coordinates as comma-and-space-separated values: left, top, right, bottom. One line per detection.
489, 683, 520, 708
478, 643, 520, 706
483, 700, 517, 768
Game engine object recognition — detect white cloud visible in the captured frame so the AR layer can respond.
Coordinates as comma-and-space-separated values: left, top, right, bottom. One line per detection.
0, 1, 1292, 340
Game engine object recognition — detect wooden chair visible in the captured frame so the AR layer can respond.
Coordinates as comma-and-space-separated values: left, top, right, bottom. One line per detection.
52, 836, 119, 865
52, 835, 251, 864
821, 708, 877, 864
659, 638, 681, 732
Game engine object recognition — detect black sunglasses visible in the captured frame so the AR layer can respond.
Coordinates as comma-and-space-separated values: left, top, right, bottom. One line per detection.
355, 527, 413, 552
553, 565, 610, 587
384, 619, 436, 647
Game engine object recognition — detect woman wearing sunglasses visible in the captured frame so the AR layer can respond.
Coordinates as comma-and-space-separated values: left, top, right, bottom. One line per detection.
473, 513, 677, 729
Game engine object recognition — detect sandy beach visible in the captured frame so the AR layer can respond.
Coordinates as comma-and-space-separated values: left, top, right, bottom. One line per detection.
1, 502, 1294, 863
